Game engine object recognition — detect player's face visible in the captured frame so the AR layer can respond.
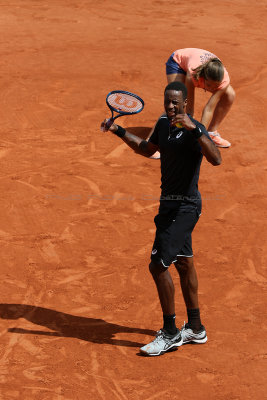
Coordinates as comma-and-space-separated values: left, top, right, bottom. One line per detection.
164, 90, 187, 120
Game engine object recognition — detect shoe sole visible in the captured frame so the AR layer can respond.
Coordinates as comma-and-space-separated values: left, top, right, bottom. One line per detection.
182, 336, 208, 344
210, 136, 231, 148
140, 340, 183, 356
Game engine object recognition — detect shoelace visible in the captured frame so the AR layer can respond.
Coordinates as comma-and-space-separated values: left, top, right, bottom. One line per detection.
154, 330, 174, 342
154, 330, 164, 342
181, 321, 186, 331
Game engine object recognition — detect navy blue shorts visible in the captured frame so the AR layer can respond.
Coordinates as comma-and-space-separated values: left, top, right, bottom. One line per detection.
166, 53, 187, 75
151, 206, 200, 268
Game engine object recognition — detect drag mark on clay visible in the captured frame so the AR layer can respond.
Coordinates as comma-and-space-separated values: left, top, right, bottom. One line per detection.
145, 391, 173, 400
39, 239, 61, 264
0, 165, 52, 181
116, 344, 127, 356
39, 102, 63, 111
79, 159, 103, 167
75, 175, 102, 195
215, 203, 238, 220
225, 284, 243, 301
244, 259, 267, 285
79, 353, 131, 400
16, 180, 40, 192
0, 334, 20, 367
80, 351, 107, 400
110, 381, 128, 400
57, 271, 89, 285
0, 333, 42, 385
111, 191, 131, 206
23, 365, 47, 380
105, 143, 128, 159
106, 219, 123, 237
104, 370, 131, 400
22, 386, 64, 396
196, 371, 216, 383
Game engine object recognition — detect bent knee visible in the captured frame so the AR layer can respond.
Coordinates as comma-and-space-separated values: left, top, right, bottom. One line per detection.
225, 85, 236, 103
174, 257, 194, 273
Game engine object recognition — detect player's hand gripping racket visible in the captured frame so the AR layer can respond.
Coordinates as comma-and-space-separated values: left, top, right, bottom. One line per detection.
101, 90, 144, 131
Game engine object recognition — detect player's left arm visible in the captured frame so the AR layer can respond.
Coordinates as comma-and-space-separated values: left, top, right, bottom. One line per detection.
197, 133, 222, 166
171, 114, 221, 166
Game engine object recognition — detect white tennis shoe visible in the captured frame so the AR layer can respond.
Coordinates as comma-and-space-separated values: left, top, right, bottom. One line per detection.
140, 329, 182, 356
180, 322, 208, 344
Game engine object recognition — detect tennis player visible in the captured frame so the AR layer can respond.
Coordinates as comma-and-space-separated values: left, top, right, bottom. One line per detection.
101, 81, 221, 356
165, 48, 235, 148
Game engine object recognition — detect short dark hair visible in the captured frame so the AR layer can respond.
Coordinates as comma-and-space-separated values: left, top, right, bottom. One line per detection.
164, 81, 187, 100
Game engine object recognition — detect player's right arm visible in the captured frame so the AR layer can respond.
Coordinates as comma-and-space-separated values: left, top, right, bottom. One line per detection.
100, 120, 159, 158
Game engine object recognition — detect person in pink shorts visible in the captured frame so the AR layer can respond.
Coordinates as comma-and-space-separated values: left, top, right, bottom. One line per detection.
165, 48, 235, 148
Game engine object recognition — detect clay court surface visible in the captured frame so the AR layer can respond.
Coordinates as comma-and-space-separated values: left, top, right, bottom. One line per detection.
0, 0, 266, 399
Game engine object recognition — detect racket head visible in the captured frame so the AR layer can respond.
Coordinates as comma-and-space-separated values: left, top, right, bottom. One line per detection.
106, 90, 144, 115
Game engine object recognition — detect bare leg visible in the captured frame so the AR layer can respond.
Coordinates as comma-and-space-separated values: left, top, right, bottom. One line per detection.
174, 257, 199, 309
149, 261, 175, 315
207, 85, 235, 132
166, 73, 186, 84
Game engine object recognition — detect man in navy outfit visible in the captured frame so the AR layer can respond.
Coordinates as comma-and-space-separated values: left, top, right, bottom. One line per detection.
101, 81, 221, 356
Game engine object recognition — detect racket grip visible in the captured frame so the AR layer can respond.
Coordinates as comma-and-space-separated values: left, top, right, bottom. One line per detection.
102, 118, 114, 131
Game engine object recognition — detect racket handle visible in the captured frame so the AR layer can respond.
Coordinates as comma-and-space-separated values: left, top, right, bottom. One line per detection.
101, 118, 114, 131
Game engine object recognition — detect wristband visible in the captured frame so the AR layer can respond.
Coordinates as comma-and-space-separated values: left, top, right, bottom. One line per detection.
191, 126, 203, 139
113, 125, 126, 138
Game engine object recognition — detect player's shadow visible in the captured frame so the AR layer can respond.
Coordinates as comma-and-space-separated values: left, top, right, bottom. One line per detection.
0, 304, 155, 348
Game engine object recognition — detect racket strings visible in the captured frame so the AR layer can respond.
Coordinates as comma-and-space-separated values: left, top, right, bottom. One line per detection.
107, 93, 143, 113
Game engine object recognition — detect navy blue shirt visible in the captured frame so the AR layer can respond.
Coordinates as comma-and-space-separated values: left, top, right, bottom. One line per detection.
149, 114, 212, 212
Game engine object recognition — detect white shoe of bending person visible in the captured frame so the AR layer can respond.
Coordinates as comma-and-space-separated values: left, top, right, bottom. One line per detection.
208, 131, 231, 148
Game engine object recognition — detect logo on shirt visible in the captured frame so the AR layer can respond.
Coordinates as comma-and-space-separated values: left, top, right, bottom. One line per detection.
152, 249, 157, 255
176, 131, 184, 139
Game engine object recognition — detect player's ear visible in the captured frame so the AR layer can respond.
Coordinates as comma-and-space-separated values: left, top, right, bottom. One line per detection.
183, 98, 187, 109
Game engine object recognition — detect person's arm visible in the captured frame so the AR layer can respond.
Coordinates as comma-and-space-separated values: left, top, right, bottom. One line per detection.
170, 114, 221, 166
201, 88, 226, 128
100, 120, 159, 158
197, 133, 221, 166
185, 73, 195, 117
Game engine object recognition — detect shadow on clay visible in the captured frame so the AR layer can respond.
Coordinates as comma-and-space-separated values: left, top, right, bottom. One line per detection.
0, 304, 155, 348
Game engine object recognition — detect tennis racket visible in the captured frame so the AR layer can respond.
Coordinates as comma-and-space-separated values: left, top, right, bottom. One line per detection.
102, 90, 144, 131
